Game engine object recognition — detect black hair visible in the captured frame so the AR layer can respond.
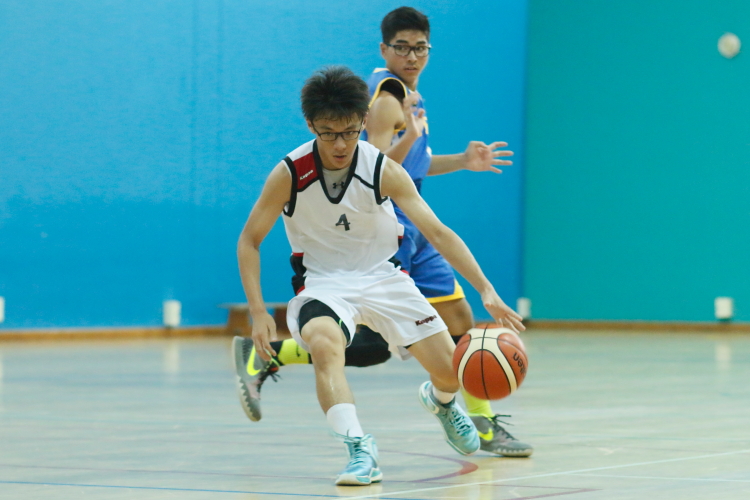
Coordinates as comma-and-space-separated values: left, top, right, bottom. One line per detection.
381, 6, 430, 44
300, 66, 370, 123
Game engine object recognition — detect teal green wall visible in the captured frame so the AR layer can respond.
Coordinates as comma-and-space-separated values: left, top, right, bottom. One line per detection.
524, 1, 750, 321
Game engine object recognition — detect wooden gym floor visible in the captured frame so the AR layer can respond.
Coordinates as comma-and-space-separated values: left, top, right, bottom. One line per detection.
0, 329, 748, 499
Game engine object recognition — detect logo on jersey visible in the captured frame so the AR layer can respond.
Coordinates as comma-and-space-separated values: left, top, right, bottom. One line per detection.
336, 214, 351, 231
415, 315, 437, 326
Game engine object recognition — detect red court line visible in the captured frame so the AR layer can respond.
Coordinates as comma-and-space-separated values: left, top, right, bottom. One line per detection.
0, 462, 596, 492
0, 480, 423, 499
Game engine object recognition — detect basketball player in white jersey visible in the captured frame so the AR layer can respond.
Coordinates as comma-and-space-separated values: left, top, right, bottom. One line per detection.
235, 6, 532, 459
235, 66, 524, 486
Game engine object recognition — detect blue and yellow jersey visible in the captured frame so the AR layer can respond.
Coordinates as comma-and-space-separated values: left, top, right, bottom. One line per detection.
362, 70, 463, 302
361, 68, 431, 192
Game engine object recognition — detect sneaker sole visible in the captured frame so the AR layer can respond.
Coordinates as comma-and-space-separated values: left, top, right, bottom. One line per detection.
483, 445, 534, 457
418, 382, 479, 456
335, 469, 383, 486
232, 336, 261, 422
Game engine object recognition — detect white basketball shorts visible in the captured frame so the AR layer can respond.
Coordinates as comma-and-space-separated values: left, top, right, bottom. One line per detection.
286, 269, 448, 360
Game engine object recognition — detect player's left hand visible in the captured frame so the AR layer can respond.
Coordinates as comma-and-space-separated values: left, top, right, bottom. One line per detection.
481, 289, 526, 333
463, 141, 514, 173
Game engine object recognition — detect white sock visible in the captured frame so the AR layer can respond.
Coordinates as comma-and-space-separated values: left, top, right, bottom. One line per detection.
432, 385, 456, 405
326, 403, 364, 438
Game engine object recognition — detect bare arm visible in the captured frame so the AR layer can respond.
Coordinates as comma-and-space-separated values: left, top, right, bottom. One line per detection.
428, 141, 514, 176
237, 162, 291, 360
428, 153, 468, 176
380, 158, 524, 332
366, 91, 424, 164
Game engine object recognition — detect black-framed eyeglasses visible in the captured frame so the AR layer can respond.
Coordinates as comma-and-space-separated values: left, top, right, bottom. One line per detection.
387, 44, 432, 57
312, 123, 364, 142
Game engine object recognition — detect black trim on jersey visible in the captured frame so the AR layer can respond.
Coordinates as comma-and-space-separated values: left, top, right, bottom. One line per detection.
282, 157, 298, 217
352, 173, 374, 189
290, 254, 307, 295
381, 78, 407, 102
313, 141, 358, 204
373, 152, 388, 205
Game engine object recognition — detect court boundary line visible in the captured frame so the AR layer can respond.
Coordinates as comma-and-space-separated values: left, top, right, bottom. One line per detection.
571, 473, 750, 483
339, 448, 750, 499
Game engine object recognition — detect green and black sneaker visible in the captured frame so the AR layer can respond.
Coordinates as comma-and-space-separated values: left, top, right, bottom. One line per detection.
471, 415, 533, 457
232, 336, 279, 422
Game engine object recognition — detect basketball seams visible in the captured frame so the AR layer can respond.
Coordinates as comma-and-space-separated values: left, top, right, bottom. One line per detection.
456, 337, 473, 387
480, 325, 488, 399
478, 325, 518, 396
498, 339, 526, 384
483, 337, 518, 393
454, 325, 527, 400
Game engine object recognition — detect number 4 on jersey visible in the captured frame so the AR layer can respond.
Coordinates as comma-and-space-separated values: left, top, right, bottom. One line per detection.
335, 214, 351, 231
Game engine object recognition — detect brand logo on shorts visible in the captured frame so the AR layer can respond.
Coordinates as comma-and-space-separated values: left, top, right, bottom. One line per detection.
415, 315, 437, 326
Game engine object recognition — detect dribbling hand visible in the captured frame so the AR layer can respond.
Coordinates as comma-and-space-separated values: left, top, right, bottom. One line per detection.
481, 289, 526, 334
250, 311, 278, 361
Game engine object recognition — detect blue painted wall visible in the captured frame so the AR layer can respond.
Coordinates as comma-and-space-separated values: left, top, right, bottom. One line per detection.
0, 1, 528, 328
524, 0, 750, 321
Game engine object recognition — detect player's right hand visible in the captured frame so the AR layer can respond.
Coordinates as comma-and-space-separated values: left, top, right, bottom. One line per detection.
481, 290, 526, 334
250, 311, 278, 361
401, 92, 425, 138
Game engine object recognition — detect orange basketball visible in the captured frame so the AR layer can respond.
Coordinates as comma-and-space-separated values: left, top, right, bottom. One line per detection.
452, 323, 529, 400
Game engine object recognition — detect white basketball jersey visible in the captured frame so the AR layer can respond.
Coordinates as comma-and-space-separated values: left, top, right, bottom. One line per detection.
282, 140, 404, 287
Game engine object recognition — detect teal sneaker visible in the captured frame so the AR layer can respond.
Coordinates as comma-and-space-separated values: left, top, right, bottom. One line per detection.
471, 415, 534, 457
418, 381, 479, 455
232, 336, 279, 422
335, 434, 383, 486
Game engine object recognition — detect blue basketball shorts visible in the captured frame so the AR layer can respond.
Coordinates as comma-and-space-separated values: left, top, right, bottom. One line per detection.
394, 215, 465, 303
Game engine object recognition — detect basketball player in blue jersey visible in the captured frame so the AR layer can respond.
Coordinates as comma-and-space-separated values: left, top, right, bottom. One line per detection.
235, 66, 524, 485
233, 7, 532, 458
361, 7, 533, 457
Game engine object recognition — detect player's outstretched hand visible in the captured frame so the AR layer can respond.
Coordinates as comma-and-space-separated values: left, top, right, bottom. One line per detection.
481, 289, 526, 333
250, 311, 278, 361
464, 141, 514, 173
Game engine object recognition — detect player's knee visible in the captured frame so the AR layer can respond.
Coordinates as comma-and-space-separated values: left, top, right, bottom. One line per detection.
434, 299, 474, 339
301, 317, 346, 361
446, 316, 473, 340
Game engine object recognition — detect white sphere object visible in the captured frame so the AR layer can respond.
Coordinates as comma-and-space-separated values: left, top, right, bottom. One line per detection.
718, 32, 741, 59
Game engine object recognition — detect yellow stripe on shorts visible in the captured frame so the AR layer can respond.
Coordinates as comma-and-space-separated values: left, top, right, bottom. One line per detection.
426, 280, 465, 304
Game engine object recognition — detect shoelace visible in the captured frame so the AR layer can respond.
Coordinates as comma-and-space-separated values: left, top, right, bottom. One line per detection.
345, 439, 372, 467
349, 447, 371, 467
449, 407, 474, 436
489, 414, 517, 440
243, 339, 280, 384
257, 362, 281, 385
